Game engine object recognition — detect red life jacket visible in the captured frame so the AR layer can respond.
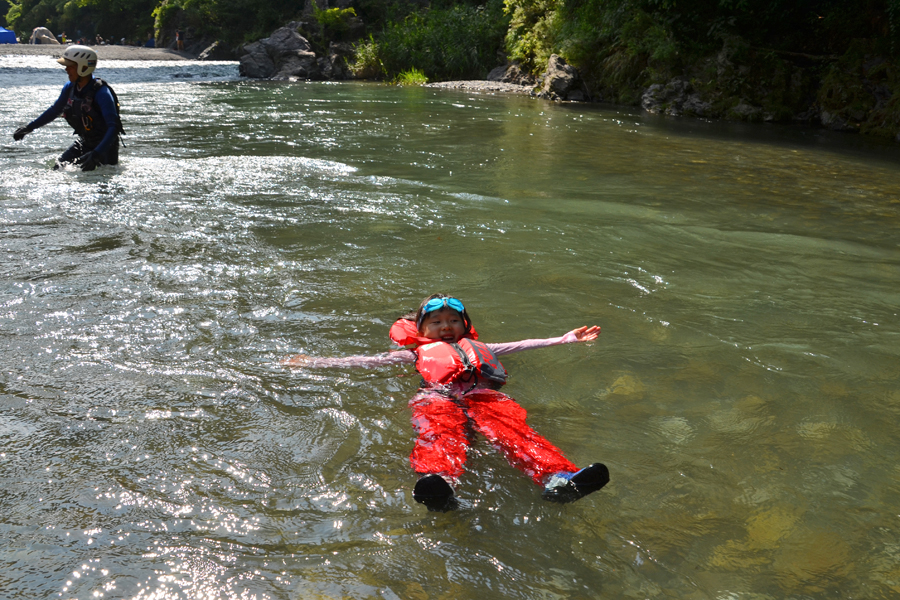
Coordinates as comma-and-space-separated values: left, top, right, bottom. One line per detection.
389, 319, 507, 387
389, 317, 478, 347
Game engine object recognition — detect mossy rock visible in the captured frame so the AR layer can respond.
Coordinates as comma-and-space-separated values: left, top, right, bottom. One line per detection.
817, 41, 900, 137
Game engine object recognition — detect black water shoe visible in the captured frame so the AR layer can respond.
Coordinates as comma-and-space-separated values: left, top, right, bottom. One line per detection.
542, 463, 610, 503
413, 474, 456, 511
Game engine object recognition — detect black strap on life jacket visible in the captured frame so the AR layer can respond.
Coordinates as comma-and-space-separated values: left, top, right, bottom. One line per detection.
79, 78, 127, 145
96, 78, 126, 136
449, 339, 508, 394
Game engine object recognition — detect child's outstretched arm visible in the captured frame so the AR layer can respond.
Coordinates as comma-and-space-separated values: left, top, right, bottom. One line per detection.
486, 325, 600, 356
570, 325, 601, 342
281, 350, 416, 369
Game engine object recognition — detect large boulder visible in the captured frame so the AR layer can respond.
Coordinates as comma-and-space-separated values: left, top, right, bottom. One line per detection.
727, 100, 763, 121
486, 62, 536, 86
238, 24, 360, 80
264, 25, 312, 54
30, 27, 60, 45
641, 78, 712, 117
533, 55, 584, 101
325, 42, 355, 79
239, 41, 276, 78
240, 25, 322, 79
271, 50, 320, 80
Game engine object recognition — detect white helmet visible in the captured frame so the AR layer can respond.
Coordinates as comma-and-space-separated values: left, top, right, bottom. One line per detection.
57, 45, 98, 77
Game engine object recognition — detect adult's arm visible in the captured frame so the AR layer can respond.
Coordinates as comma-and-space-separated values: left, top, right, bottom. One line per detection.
27, 84, 72, 130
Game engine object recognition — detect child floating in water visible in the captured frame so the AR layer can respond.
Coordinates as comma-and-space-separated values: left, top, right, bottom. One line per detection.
283, 293, 609, 510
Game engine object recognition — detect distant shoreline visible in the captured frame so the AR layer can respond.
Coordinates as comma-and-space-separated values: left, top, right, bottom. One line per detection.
0, 44, 202, 61
2, 45, 533, 94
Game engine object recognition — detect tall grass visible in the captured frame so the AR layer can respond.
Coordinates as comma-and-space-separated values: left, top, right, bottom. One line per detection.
394, 67, 428, 85
350, 35, 385, 79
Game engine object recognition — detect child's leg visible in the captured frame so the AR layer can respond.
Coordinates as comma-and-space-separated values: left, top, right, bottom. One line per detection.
408, 391, 470, 480
463, 390, 577, 485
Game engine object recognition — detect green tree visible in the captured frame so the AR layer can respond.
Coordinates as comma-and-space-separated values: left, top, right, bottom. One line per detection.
7, 0, 157, 42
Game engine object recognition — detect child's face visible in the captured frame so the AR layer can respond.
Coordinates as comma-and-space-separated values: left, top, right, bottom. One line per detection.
419, 307, 466, 343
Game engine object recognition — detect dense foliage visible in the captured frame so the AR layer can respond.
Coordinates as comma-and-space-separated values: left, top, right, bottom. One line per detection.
375, 0, 507, 79
4, 0, 899, 136
149, 0, 308, 48
502, 0, 900, 135
505, 0, 900, 87
4, 0, 159, 43
6, 0, 896, 63
3, 0, 307, 45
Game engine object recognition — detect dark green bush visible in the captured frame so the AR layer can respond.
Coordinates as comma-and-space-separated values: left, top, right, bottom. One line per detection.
9, 0, 159, 43
502, 0, 900, 107
376, 0, 509, 80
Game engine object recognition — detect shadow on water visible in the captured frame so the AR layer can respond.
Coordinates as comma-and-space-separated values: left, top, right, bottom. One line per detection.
554, 98, 900, 164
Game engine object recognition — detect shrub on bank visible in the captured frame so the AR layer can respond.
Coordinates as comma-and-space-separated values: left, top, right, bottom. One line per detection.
350, 34, 384, 79
394, 67, 428, 85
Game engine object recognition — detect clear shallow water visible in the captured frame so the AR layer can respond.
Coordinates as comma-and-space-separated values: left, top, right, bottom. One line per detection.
1, 56, 899, 599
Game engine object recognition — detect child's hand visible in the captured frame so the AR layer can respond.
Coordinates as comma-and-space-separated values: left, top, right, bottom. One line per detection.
282, 354, 311, 367
572, 325, 600, 342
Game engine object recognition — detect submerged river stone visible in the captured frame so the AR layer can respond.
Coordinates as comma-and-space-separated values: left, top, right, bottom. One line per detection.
773, 530, 852, 593
746, 505, 802, 550
607, 374, 646, 398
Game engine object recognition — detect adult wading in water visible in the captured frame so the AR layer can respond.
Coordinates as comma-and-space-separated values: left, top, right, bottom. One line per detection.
12, 45, 123, 171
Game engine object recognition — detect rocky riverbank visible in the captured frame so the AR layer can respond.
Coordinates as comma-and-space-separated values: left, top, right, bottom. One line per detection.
9, 34, 897, 142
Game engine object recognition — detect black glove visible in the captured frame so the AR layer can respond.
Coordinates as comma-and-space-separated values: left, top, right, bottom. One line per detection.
74, 151, 99, 172
13, 126, 33, 141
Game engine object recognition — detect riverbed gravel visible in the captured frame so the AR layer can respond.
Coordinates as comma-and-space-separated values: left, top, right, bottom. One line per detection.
424, 80, 533, 95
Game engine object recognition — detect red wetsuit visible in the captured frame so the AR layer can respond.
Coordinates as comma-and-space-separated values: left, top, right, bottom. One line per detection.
392, 319, 577, 484
296, 322, 583, 483
408, 388, 576, 484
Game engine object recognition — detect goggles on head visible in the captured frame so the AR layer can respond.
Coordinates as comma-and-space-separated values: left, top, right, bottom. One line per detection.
417, 297, 466, 328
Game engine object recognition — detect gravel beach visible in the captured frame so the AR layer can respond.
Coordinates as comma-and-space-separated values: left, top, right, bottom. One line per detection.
425, 80, 533, 95
0, 44, 197, 61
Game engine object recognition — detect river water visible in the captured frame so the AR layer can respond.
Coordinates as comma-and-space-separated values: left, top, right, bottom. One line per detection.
1, 55, 899, 599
